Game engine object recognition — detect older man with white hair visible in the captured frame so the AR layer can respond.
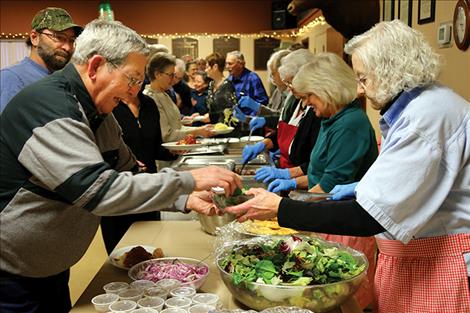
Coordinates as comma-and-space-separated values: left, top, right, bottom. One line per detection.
0, 20, 240, 312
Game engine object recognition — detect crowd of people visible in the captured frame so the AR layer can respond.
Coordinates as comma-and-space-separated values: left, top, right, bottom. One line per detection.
0, 6, 468, 313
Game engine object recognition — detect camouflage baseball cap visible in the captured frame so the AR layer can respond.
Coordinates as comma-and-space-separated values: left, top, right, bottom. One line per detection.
31, 7, 82, 35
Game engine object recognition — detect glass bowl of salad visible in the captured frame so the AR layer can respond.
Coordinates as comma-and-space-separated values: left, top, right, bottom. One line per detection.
216, 235, 368, 312
128, 257, 209, 290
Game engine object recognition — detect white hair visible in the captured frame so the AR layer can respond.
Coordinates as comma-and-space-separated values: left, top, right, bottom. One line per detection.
266, 49, 290, 84
149, 43, 169, 54
292, 53, 357, 111
72, 19, 149, 66
278, 49, 314, 81
226, 50, 245, 63
175, 58, 185, 73
344, 19, 440, 104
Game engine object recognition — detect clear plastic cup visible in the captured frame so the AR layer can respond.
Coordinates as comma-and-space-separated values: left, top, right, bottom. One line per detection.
170, 287, 196, 298
91, 293, 119, 312
130, 280, 155, 291
103, 282, 130, 294
164, 296, 192, 309
118, 288, 144, 301
155, 279, 181, 292
191, 293, 219, 307
145, 287, 169, 300
188, 304, 216, 313
137, 296, 164, 310
109, 299, 137, 312
160, 308, 188, 313
131, 308, 159, 313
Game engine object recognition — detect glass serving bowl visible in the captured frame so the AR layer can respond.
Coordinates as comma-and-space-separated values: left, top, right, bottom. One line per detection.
216, 236, 368, 313
128, 257, 209, 290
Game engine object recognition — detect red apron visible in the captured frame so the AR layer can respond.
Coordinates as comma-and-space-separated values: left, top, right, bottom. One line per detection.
277, 120, 298, 169
317, 233, 377, 309
375, 234, 470, 313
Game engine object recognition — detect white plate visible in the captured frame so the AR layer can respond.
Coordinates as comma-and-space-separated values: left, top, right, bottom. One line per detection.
162, 142, 205, 151
212, 126, 234, 135
109, 245, 156, 270
240, 136, 264, 142
193, 115, 206, 122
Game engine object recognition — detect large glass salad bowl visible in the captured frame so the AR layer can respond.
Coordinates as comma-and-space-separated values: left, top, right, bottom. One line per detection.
216, 235, 368, 312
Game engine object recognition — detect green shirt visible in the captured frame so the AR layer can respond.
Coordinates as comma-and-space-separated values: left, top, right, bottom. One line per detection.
307, 99, 378, 191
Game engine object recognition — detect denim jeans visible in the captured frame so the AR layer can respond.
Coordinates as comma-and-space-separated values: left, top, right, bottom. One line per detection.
0, 269, 71, 313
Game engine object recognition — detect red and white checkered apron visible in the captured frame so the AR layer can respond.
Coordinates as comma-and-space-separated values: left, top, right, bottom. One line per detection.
375, 234, 470, 313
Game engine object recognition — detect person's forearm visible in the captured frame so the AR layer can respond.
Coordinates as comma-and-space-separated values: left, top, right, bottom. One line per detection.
294, 175, 309, 189
278, 198, 385, 236
288, 166, 304, 178
262, 138, 274, 150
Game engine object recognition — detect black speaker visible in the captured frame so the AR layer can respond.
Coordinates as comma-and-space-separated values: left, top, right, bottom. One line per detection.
272, 0, 296, 30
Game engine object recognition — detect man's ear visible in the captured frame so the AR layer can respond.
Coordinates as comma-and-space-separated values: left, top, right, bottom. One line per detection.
87, 55, 107, 82
30, 30, 40, 47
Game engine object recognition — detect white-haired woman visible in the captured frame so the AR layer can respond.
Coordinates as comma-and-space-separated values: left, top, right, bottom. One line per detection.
247, 49, 291, 132
226, 20, 470, 312
143, 52, 213, 142
252, 52, 379, 309
242, 49, 322, 170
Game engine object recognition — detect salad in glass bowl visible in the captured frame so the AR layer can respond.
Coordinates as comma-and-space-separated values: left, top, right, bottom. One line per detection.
216, 235, 368, 312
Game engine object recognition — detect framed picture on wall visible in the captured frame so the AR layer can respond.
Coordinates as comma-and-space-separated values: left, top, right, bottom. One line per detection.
383, 0, 395, 21
398, 0, 413, 26
418, 0, 436, 24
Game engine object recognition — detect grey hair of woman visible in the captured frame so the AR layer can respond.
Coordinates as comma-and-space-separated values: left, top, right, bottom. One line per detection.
278, 48, 315, 81
149, 43, 170, 55
146, 52, 176, 81
267, 49, 290, 85
292, 52, 357, 112
344, 19, 441, 105
175, 58, 185, 74
226, 50, 245, 63
72, 19, 149, 66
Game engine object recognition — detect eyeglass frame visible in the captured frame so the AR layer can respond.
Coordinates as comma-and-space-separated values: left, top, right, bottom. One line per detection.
160, 71, 176, 79
355, 75, 369, 89
107, 61, 144, 89
37, 30, 76, 45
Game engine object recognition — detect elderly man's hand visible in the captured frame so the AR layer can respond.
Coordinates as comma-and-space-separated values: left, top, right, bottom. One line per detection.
186, 191, 219, 216
224, 188, 282, 222
190, 166, 242, 197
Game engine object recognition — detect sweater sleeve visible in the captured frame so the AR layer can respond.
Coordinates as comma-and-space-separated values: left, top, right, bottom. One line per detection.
278, 198, 385, 236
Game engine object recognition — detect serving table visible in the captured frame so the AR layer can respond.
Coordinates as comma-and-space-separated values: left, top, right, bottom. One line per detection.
71, 221, 363, 313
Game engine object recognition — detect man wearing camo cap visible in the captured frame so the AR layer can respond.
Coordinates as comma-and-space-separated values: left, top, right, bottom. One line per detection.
0, 7, 82, 113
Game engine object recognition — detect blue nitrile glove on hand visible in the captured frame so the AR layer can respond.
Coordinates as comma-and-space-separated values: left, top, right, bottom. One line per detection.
239, 96, 261, 114
268, 178, 297, 193
329, 182, 358, 200
269, 149, 281, 162
233, 106, 247, 122
255, 166, 291, 183
249, 116, 266, 131
242, 141, 266, 163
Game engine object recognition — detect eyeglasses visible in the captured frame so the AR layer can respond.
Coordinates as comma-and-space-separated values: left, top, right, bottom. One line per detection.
282, 78, 293, 89
161, 72, 176, 79
108, 61, 144, 89
355, 75, 368, 89
38, 31, 76, 45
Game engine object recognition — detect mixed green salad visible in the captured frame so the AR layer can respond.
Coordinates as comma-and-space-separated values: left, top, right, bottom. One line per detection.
219, 235, 366, 286
213, 187, 252, 209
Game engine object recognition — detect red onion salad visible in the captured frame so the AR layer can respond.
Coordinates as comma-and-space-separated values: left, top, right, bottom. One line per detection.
136, 259, 208, 283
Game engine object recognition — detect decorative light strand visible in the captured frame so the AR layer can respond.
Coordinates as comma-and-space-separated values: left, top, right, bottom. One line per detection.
0, 17, 325, 40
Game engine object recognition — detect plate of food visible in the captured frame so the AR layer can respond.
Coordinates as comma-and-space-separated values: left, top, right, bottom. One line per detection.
109, 245, 164, 270
212, 123, 234, 135
162, 135, 204, 151
234, 218, 298, 236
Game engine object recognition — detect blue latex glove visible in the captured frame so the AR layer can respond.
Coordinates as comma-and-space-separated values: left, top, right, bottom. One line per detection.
255, 166, 291, 183
239, 96, 261, 114
249, 116, 266, 131
268, 178, 297, 193
329, 182, 358, 200
269, 149, 281, 162
233, 106, 246, 122
242, 141, 266, 163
